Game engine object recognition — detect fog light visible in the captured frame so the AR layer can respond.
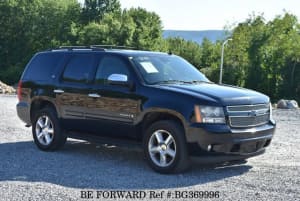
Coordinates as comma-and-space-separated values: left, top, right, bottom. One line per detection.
207, 145, 212, 151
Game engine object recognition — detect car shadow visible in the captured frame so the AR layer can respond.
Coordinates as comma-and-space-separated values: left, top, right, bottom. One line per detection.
0, 140, 252, 189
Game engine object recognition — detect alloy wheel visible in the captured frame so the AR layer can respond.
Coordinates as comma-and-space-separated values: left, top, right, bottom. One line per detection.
35, 115, 54, 146
148, 129, 177, 167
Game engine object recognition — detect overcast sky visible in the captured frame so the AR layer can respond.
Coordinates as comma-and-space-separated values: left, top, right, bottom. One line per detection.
79, 0, 300, 30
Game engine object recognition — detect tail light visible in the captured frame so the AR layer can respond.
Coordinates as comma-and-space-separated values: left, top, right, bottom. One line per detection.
17, 80, 22, 101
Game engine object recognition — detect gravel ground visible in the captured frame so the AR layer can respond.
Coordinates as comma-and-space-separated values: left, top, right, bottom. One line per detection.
0, 95, 299, 201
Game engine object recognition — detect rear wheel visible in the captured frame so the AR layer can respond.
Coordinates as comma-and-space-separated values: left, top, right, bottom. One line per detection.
32, 107, 66, 151
143, 120, 189, 174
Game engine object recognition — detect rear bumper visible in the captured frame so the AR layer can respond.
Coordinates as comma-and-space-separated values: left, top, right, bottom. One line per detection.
16, 102, 31, 125
185, 121, 275, 161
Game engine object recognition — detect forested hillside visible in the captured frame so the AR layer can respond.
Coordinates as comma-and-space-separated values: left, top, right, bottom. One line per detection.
0, 0, 299, 102
163, 30, 226, 44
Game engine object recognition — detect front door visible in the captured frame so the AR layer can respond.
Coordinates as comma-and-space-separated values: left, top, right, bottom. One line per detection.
85, 54, 142, 138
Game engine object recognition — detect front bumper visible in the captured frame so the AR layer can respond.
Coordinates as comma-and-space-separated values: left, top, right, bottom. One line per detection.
185, 121, 275, 161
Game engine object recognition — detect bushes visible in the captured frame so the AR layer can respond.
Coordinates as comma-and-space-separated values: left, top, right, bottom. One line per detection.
0, 1, 299, 102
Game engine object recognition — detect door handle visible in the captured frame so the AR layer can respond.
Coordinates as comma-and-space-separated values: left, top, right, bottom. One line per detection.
88, 93, 101, 98
53, 89, 64, 94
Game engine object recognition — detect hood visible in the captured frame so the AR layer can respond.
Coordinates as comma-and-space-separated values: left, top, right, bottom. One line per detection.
159, 83, 270, 106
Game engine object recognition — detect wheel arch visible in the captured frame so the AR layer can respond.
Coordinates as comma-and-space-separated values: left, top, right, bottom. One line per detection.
139, 109, 187, 140
30, 98, 58, 122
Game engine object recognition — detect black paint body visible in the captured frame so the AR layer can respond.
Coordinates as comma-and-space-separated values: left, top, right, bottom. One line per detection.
17, 49, 276, 161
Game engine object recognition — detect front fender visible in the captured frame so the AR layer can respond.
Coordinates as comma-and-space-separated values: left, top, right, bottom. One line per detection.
134, 99, 195, 134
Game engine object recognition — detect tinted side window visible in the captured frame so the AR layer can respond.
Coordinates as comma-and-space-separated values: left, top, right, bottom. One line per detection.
95, 56, 130, 84
62, 54, 94, 83
23, 53, 64, 81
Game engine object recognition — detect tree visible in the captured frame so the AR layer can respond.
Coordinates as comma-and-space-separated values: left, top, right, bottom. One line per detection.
81, 0, 121, 24
127, 8, 163, 50
222, 13, 300, 102
0, 0, 299, 104
165, 37, 202, 68
78, 11, 136, 46
0, 0, 81, 84
78, 8, 163, 50
264, 14, 300, 101
199, 38, 221, 82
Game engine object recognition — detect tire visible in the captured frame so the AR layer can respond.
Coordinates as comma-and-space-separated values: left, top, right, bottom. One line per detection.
143, 120, 190, 174
32, 107, 66, 151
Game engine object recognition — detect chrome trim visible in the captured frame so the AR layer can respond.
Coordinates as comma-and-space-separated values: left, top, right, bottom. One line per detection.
228, 113, 268, 118
53, 89, 64, 94
88, 93, 101, 98
108, 74, 128, 82
227, 103, 270, 128
228, 109, 269, 114
227, 103, 269, 112
227, 103, 269, 108
229, 114, 270, 128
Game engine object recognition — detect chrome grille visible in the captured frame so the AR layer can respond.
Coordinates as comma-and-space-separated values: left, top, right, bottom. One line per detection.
227, 104, 270, 128
229, 114, 269, 127
227, 104, 269, 112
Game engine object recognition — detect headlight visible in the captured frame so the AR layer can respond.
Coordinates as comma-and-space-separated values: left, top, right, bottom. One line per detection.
194, 105, 225, 124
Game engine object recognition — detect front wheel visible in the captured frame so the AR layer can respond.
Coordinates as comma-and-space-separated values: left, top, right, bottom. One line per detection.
32, 107, 66, 151
143, 120, 189, 174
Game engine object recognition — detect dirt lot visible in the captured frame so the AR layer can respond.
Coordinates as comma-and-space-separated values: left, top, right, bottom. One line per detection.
0, 95, 299, 201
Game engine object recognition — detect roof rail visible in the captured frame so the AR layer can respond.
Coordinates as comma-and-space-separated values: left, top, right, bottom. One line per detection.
50, 45, 137, 52
90, 45, 136, 50
54, 46, 104, 51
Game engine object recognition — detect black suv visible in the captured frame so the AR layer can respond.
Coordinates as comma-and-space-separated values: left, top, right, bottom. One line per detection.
17, 46, 276, 173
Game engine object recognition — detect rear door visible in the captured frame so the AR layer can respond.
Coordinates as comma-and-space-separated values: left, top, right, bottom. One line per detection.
55, 53, 96, 132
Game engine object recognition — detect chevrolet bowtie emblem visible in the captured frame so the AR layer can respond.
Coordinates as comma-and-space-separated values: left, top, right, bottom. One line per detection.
249, 110, 258, 117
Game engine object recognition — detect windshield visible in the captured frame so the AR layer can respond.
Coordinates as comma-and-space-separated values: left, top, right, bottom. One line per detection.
132, 55, 210, 85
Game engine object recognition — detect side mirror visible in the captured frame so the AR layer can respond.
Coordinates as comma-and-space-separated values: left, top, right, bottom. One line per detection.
107, 74, 135, 90
108, 74, 128, 83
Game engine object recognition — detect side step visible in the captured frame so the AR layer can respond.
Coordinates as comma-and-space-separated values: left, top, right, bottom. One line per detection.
66, 131, 143, 151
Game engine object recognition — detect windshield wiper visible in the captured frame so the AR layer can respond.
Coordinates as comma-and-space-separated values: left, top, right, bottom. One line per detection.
151, 80, 190, 85
151, 80, 213, 85
190, 80, 214, 84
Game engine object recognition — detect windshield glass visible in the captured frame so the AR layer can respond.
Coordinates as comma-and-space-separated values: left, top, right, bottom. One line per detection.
132, 55, 210, 84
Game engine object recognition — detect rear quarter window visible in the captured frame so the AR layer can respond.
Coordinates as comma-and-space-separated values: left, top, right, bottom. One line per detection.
23, 53, 64, 81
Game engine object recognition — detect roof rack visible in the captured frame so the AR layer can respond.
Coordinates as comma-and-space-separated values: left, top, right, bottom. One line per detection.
49, 45, 136, 51
90, 45, 137, 50
55, 46, 105, 51
50, 45, 137, 52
